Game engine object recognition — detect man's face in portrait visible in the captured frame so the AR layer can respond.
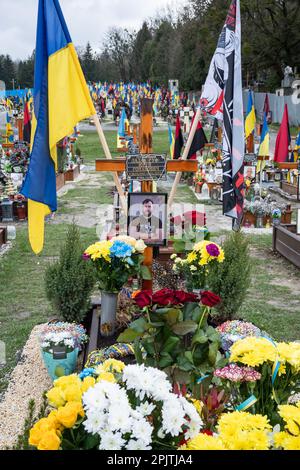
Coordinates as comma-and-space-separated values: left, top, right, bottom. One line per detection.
143, 201, 153, 217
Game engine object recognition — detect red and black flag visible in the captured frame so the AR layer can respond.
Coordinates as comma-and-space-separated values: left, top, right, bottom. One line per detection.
23, 98, 31, 144
173, 114, 184, 159
188, 113, 207, 160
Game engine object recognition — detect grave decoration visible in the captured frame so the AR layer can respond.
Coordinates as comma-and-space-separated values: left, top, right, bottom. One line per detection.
243, 194, 292, 228
83, 236, 149, 338
40, 322, 88, 381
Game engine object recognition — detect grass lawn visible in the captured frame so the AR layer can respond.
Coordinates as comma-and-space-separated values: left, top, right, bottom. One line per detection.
78, 129, 170, 164
0, 224, 96, 394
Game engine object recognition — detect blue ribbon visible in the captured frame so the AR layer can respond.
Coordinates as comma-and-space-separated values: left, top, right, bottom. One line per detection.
197, 375, 210, 384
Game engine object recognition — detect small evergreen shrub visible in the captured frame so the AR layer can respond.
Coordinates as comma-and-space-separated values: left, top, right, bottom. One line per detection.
207, 232, 252, 322
45, 223, 96, 323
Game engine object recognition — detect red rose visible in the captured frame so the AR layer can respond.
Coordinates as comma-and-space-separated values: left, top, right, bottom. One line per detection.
152, 289, 176, 306
183, 211, 206, 226
201, 429, 214, 436
174, 291, 199, 304
201, 291, 221, 308
133, 290, 153, 308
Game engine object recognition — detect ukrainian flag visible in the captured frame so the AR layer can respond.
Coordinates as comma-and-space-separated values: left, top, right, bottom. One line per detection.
21, 0, 96, 254
257, 113, 270, 172
245, 90, 256, 138
168, 124, 175, 159
294, 131, 300, 161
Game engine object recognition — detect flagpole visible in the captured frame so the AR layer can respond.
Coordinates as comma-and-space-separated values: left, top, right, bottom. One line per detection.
92, 113, 128, 216
168, 107, 201, 209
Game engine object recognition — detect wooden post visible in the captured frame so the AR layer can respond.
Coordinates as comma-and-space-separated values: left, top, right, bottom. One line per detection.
140, 98, 154, 290
92, 113, 127, 215
17, 118, 24, 141
247, 133, 254, 153
168, 107, 202, 208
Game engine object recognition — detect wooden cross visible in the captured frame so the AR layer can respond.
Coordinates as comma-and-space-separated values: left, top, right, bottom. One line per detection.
96, 99, 198, 290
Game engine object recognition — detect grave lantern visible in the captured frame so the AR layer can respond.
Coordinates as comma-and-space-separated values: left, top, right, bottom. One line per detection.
1, 198, 14, 222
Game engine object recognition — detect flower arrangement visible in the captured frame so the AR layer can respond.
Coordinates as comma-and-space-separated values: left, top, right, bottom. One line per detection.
216, 320, 264, 352
119, 289, 223, 389
225, 337, 300, 422
83, 236, 149, 293
182, 411, 273, 450
40, 322, 88, 353
29, 361, 203, 450
172, 240, 225, 290
272, 208, 282, 219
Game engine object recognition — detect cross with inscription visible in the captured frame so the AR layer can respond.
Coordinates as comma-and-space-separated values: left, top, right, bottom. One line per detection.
96, 99, 200, 290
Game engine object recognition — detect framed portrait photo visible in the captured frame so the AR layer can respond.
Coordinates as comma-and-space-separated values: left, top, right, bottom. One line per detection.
244, 165, 256, 180
127, 193, 168, 247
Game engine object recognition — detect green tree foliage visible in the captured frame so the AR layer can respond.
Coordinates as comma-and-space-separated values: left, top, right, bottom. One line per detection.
45, 223, 96, 323
207, 232, 252, 322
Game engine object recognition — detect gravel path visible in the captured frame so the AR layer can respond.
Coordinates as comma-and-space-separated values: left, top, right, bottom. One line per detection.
0, 325, 51, 450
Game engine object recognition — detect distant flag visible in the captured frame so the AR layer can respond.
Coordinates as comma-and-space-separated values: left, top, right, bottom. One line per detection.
245, 90, 256, 138
200, 0, 245, 228
263, 93, 271, 123
274, 104, 291, 163
257, 113, 270, 173
295, 131, 300, 155
168, 124, 175, 159
21, 0, 96, 254
188, 113, 208, 160
173, 114, 184, 159
23, 98, 31, 144
210, 118, 219, 143
6, 112, 14, 143
117, 108, 127, 149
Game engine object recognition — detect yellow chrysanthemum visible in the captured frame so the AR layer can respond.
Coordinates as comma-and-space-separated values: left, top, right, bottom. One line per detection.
182, 434, 226, 450
230, 337, 277, 367
85, 241, 112, 262
278, 342, 300, 371
278, 404, 300, 436
217, 411, 272, 451
187, 252, 197, 263
274, 431, 300, 450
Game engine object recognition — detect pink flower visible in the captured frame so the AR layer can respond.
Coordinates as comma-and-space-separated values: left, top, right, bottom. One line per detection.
214, 364, 261, 383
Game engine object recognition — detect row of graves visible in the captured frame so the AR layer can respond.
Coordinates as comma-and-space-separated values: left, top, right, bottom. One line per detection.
0, 100, 82, 247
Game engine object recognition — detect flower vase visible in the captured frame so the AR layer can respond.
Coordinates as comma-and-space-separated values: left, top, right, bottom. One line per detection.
100, 291, 119, 337
42, 347, 79, 382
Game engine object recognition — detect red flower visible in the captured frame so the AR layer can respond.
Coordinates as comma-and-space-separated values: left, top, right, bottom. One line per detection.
201, 429, 214, 436
152, 289, 176, 306
201, 291, 221, 308
133, 290, 153, 308
174, 291, 199, 304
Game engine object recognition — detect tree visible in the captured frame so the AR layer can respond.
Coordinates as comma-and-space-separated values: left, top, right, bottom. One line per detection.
17, 52, 35, 88
103, 27, 134, 81
131, 22, 152, 81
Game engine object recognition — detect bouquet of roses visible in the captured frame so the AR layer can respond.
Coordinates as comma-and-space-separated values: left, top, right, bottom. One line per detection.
83, 236, 149, 293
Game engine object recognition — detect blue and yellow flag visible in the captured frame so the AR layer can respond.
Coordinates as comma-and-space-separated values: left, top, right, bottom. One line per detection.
245, 90, 256, 138
117, 108, 127, 149
21, 0, 95, 254
257, 112, 270, 173
168, 124, 175, 159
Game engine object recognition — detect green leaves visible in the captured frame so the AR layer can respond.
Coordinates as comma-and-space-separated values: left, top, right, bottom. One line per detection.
140, 265, 152, 280
172, 320, 198, 336
161, 336, 180, 353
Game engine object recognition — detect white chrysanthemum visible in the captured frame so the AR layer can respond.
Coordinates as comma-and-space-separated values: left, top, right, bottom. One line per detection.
136, 401, 156, 417
108, 409, 132, 433
126, 439, 152, 450
83, 411, 106, 435
131, 417, 153, 443
99, 431, 125, 451
162, 399, 185, 436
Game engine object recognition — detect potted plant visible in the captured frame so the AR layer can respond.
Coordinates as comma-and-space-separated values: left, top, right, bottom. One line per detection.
40, 322, 88, 381
84, 236, 150, 337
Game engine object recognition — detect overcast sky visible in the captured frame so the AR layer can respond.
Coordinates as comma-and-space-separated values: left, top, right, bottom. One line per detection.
0, 0, 179, 60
